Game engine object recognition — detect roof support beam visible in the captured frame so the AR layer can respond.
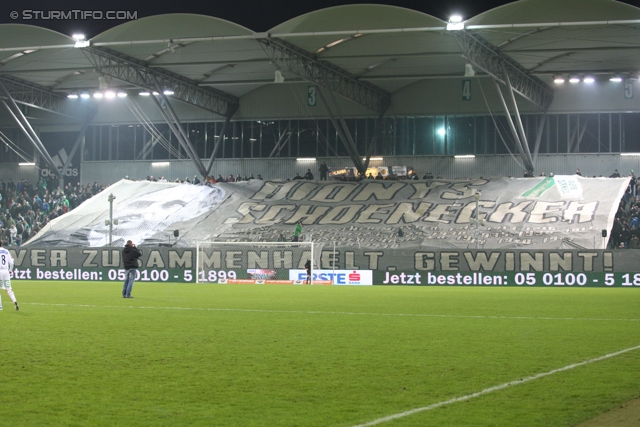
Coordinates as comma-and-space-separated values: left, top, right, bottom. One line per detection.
532, 113, 548, 168
61, 107, 98, 178
0, 75, 76, 119
502, 62, 534, 165
363, 113, 385, 171
491, 78, 535, 173
315, 86, 366, 175
0, 80, 62, 183
81, 46, 239, 117
150, 90, 208, 179
255, 35, 391, 115
451, 30, 553, 111
206, 107, 237, 176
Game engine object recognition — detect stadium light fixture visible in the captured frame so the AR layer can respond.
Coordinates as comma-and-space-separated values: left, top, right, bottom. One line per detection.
447, 15, 464, 31
163, 90, 174, 95
609, 75, 623, 82
296, 158, 316, 162
364, 157, 384, 161
80, 93, 90, 99
437, 128, 446, 136
72, 34, 90, 48
93, 92, 104, 99
117, 92, 127, 98
139, 91, 151, 96
67, 93, 79, 99
620, 153, 640, 156
19, 162, 36, 166
569, 75, 580, 83
104, 90, 116, 99
583, 76, 595, 84
553, 75, 565, 84
151, 162, 170, 166
454, 155, 475, 159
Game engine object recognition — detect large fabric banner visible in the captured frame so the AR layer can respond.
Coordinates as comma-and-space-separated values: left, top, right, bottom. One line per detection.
27, 176, 629, 249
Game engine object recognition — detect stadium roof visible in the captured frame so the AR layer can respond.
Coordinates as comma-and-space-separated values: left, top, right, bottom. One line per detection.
1, 0, 640, 120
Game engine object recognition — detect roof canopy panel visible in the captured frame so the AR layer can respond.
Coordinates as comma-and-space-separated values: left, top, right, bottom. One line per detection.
467, 0, 640, 26
270, 4, 445, 34
0, 24, 73, 48
91, 13, 253, 43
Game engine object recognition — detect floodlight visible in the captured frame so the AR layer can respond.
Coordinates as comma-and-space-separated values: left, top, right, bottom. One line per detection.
117, 92, 127, 98
80, 93, 90, 99
163, 90, 174, 95
447, 15, 464, 31
72, 34, 90, 48
139, 92, 151, 96
104, 90, 116, 99
583, 76, 595, 84
609, 75, 623, 82
569, 75, 580, 83
553, 75, 565, 84
67, 93, 78, 99
93, 92, 104, 99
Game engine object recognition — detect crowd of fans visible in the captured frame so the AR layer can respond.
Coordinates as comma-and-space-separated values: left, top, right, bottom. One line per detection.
611, 172, 640, 249
0, 176, 106, 247
1, 166, 638, 248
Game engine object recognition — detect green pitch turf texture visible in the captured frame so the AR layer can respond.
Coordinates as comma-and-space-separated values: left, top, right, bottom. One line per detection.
1, 281, 639, 427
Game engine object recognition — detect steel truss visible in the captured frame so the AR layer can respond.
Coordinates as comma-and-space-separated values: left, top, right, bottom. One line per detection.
256, 36, 391, 114
83, 46, 239, 117
451, 30, 553, 111
0, 75, 75, 118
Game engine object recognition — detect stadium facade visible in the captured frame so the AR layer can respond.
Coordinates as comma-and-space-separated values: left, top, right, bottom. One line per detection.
1, 0, 640, 184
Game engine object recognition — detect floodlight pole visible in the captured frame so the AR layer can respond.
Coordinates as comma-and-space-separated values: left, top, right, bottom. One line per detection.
108, 193, 116, 246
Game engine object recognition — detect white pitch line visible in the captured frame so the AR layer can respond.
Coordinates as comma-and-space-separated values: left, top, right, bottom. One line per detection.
23, 302, 640, 322
351, 344, 640, 427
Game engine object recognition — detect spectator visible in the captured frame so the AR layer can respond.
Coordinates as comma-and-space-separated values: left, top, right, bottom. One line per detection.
293, 222, 302, 242
319, 162, 329, 181
293, 173, 303, 180
304, 169, 314, 180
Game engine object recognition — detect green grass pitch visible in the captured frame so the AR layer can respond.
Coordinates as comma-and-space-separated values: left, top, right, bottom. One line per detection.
1, 281, 639, 427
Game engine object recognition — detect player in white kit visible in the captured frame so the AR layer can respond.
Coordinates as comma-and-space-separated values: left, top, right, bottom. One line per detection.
0, 241, 19, 311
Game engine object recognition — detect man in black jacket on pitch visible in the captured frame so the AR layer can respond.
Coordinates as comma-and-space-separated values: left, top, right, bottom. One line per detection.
122, 240, 143, 298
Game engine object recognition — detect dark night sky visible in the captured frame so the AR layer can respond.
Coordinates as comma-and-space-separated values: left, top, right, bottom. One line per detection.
3, 0, 640, 38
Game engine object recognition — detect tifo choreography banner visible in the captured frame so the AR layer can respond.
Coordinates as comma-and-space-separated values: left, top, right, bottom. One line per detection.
6, 247, 640, 287
27, 176, 628, 249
